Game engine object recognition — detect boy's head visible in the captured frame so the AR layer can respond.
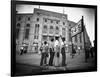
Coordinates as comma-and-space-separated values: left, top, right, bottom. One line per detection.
51, 38, 54, 42
44, 41, 47, 45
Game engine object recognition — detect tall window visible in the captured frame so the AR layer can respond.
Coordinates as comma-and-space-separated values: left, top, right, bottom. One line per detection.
16, 23, 20, 39
49, 26, 53, 34
34, 24, 39, 39
25, 24, 30, 39
62, 28, 66, 36
43, 25, 48, 33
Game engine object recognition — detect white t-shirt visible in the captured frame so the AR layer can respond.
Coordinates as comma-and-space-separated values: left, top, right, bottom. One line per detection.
54, 40, 59, 47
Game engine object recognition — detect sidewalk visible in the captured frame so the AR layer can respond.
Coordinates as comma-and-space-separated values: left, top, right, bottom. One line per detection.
15, 52, 96, 75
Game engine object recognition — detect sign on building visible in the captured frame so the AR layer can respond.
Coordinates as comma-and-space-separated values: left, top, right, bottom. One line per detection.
71, 19, 83, 37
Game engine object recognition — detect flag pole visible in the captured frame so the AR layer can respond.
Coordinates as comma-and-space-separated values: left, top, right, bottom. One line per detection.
82, 16, 87, 62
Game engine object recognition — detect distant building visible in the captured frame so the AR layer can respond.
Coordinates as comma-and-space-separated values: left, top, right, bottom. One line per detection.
16, 8, 69, 53
68, 20, 92, 52
16, 8, 91, 53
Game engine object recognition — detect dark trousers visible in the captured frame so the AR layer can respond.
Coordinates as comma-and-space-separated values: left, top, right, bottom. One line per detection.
62, 53, 66, 66
90, 48, 94, 58
20, 49, 24, 55
61, 47, 66, 66
40, 52, 47, 66
49, 52, 55, 66
85, 49, 89, 62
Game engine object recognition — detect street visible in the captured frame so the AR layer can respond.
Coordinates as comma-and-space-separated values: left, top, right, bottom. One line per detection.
15, 51, 96, 76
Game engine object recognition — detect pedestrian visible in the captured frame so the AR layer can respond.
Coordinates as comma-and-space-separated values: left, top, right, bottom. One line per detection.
40, 41, 49, 66
61, 38, 66, 66
53, 38, 60, 66
78, 46, 81, 55
71, 44, 76, 58
20, 45, 24, 55
85, 47, 89, 62
90, 46, 94, 58
48, 39, 55, 66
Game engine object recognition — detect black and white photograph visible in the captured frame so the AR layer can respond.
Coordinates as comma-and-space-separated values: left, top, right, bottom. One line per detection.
11, 0, 97, 76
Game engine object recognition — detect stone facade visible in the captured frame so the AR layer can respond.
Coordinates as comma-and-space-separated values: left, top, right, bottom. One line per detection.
16, 8, 91, 53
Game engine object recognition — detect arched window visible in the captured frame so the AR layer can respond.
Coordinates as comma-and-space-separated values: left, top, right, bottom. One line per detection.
26, 24, 30, 27
24, 24, 30, 39
17, 23, 20, 27
34, 24, 39, 39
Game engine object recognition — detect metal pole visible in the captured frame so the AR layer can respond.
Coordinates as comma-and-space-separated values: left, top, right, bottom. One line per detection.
82, 16, 87, 62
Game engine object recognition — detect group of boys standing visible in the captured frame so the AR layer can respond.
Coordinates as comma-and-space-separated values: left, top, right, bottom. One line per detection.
40, 37, 67, 67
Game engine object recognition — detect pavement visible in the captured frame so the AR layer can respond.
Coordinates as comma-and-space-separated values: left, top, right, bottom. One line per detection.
15, 51, 96, 76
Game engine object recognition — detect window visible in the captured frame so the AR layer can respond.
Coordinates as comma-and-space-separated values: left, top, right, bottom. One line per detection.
34, 24, 39, 39
62, 28, 65, 31
42, 36, 47, 41
24, 24, 30, 39
25, 28, 30, 39
51, 20, 53, 23
63, 22, 65, 25
28, 17, 30, 21
34, 35, 36, 39
34, 24, 39, 34
56, 26, 59, 30
50, 26, 53, 29
17, 23, 20, 27
45, 19, 47, 22
62, 28, 66, 36
26, 24, 30, 27
34, 35, 38, 39
37, 18, 39, 21
18, 17, 21, 21
44, 25, 47, 29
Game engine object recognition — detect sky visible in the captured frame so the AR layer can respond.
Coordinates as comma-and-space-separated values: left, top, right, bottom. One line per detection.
16, 4, 95, 46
